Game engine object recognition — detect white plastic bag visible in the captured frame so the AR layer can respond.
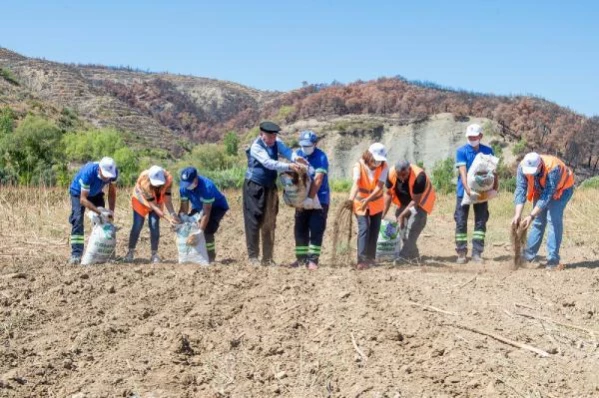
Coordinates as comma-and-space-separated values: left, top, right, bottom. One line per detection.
175, 213, 209, 265
467, 153, 499, 193
280, 172, 321, 209
376, 219, 401, 261
81, 208, 116, 265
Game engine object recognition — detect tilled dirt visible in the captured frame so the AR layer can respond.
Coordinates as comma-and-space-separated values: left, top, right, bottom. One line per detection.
1, 192, 598, 397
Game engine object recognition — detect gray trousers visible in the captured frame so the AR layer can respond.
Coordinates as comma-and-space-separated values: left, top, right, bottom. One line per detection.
396, 206, 428, 259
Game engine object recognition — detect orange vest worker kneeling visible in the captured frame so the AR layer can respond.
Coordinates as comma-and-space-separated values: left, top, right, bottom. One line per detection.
383, 160, 436, 262
348, 143, 389, 270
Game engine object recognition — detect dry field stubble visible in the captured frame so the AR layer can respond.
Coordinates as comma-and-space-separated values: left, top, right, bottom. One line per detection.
0, 187, 598, 397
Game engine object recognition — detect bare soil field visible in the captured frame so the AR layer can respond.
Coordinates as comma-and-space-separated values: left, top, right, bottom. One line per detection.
1, 188, 598, 397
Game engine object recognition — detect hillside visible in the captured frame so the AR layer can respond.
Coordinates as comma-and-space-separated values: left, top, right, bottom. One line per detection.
1, 47, 597, 178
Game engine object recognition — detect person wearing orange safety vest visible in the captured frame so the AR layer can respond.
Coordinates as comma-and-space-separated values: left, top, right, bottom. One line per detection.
383, 160, 436, 261
512, 152, 575, 269
125, 166, 179, 264
348, 143, 389, 270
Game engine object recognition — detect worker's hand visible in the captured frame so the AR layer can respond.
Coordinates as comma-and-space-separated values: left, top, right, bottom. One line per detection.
302, 197, 314, 210
520, 215, 533, 230
397, 214, 407, 230
511, 215, 521, 228
464, 185, 472, 198
168, 217, 180, 227
289, 163, 307, 174
359, 198, 369, 211
295, 157, 309, 166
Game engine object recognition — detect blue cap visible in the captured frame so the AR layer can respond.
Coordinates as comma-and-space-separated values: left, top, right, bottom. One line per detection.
179, 167, 198, 190
299, 130, 318, 146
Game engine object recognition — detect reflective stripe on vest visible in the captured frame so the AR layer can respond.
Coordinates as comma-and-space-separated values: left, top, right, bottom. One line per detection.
388, 165, 436, 214
526, 155, 574, 202
353, 161, 385, 216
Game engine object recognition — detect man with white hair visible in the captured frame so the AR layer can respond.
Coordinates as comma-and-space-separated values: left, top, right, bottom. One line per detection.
125, 165, 179, 264
68, 157, 118, 265
512, 152, 575, 269
454, 124, 498, 264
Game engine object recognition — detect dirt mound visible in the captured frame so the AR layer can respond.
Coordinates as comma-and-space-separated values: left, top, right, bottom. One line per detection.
1, 189, 598, 397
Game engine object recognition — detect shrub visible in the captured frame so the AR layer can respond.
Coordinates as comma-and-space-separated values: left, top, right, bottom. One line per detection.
0, 107, 15, 135
223, 131, 239, 156
0, 67, 19, 86
330, 179, 353, 192
512, 139, 527, 156
579, 176, 599, 189
0, 115, 64, 185
431, 157, 456, 194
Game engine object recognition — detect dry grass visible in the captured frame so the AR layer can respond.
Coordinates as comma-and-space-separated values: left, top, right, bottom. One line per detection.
0, 186, 597, 265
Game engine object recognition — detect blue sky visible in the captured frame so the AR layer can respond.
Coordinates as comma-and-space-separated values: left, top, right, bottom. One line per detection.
1, 0, 597, 115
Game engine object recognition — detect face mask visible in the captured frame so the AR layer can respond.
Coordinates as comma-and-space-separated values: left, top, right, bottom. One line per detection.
468, 140, 480, 147
187, 181, 198, 191
301, 146, 314, 156
373, 161, 382, 167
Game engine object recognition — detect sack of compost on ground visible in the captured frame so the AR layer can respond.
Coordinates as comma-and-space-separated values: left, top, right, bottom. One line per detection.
376, 219, 401, 261
81, 208, 116, 266
174, 213, 209, 265
280, 171, 321, 209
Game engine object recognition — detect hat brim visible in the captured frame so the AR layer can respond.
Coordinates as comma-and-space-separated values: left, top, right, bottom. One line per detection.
100, 168, 116, 179
372, 154, 387, 162
466, 132, 482, 137
179, 180, 193, 190
149, 177, 166, 186
299, 140, 314, 147
522, 166, 539, 175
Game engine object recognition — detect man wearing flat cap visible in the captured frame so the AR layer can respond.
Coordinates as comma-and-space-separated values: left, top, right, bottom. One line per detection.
383, 160, 436, 261
244, 121, 307, 266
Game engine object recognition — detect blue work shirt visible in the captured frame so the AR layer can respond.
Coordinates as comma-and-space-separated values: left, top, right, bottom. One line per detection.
69, 162, 118, 197
455, 144, 494, 197
180, 175, 229, 211
296, 147, 330, 205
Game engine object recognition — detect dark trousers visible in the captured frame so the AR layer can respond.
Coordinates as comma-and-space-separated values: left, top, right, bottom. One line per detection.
356, 211, 382, 263
69, 193, 105, 257
243, 179, 278, 261
396, 206, 428, 259
454, 197, 489, 255
294, 205, 329, 264
128, 210, 160, 252
190, 206, 228, 262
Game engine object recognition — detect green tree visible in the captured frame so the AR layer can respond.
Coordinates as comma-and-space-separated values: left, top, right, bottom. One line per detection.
63, 129, 126, 161
224, 131, 239, 156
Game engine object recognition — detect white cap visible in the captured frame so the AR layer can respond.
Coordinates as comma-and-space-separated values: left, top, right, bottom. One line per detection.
148, 165, 166, 186
368, 143, 387, 162
99, 157, 117, 179
521, 152, 542, 175
466, 123, 483, 137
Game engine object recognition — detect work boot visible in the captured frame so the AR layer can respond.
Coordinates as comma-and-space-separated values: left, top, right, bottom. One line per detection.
248, 258, 261, 267
262, 259, 278, 267
287, 261, 302, 268
307, 261, 318, 270
150, 252, 161, 264
68, 255, 81, 265
124, 249, 135, 263
356, 262, 369, 270
456, 253, 467, 264
471, 253, 484, 263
